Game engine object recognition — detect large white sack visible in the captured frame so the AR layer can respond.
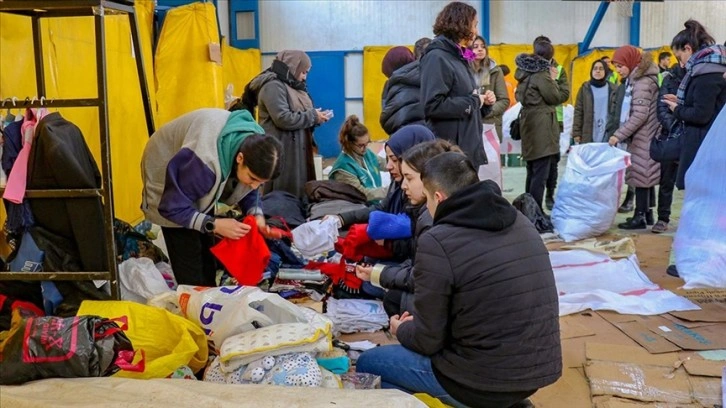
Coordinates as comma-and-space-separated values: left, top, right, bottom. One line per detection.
477, 125, 502, 189
560, 104, 574, 156
552, 143, 630, 242
674, 106, 726, 289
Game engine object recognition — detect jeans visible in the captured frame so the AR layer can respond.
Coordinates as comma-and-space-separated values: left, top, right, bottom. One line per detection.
657, 161, 678, 222
525, 155, 555, 211
356, 345, 467, 408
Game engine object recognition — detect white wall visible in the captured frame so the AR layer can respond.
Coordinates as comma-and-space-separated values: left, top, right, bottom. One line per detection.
641, 1, 726, 48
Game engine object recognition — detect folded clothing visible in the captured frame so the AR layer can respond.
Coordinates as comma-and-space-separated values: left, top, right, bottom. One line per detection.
324, 298, 388, 335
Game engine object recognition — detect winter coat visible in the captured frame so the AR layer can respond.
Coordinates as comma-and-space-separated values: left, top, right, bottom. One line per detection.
380, 60, 425, 135
657, 67, 685, 139
673, 68, 726, 189
421, 36, 488, 166
255, 78, 318, 199
472, 59, 510, 138
612, 57, 661, 188
370, 205, 432, 315
573, 81, 617, 143
514, 54, 569, 161
396, 180, 561, 405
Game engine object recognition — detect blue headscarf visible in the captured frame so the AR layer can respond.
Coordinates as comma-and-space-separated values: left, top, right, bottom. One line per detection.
383, 125, 436, 214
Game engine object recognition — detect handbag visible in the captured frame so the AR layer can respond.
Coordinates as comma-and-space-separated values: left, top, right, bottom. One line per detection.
510, 75, 533, 141
650, 120, 683, 162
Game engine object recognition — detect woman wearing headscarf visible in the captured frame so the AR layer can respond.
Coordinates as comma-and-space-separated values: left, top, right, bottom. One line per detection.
572, 60, 617, 144
240, 50, 330, 199
607, 46, 661, 230
380, 46, 425, 135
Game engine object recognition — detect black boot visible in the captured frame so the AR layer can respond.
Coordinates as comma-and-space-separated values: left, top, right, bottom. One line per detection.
545, 191, 555, 211
618, 212, 647, 229
666, 264, 679, 277
627, 209, 654, 225
618, 190, 634, 213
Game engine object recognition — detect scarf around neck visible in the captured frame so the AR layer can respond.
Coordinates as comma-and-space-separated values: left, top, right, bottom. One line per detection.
677, 44, 726, 104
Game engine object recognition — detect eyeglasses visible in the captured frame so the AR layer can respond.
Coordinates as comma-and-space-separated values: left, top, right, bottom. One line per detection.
354, 141, 371, 149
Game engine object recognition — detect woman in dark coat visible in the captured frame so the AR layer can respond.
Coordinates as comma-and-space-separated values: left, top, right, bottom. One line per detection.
420, 1, 493, 168
241, 50, 330, 198
572, 60, 617, 144
661, 20, 726, 190
380, 47, 424, 135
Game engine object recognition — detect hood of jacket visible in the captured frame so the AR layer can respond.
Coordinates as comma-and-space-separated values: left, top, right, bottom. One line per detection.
425, 35, 468, 63
629, 52, 659, 80
434, 180, 518, 231
514, 53, 551, 81
388, 60, 421, 88
248, 71, 277, 93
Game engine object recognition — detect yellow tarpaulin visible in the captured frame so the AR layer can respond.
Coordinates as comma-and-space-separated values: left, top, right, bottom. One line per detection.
222, 41, 262, 105
0, 1, 157, 229
154, 2, 224, 126
362, 43, 579, 141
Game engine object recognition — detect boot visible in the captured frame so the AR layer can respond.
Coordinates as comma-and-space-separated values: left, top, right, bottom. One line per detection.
618, 212, 647, 230
618, 190, 634, 213
545, 191, 555, 211
666, 264, 679, 277
627, 209, 654, 225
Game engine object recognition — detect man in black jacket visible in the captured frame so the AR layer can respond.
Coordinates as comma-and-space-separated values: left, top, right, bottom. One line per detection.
357, 152, 562, 408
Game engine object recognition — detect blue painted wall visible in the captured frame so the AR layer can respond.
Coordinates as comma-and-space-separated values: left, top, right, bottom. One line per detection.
305, 51, 346, 158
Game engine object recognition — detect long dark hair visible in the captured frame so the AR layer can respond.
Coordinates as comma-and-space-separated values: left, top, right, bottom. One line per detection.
433, 2, 477, 44
671, 19, 715, 51
402, 139, 462, 174
339, 115, 369, 155
471, 35, 490, 71
237, 134, 283, 180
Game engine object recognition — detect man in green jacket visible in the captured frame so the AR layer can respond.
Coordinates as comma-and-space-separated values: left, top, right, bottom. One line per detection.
534, 36, 570, 210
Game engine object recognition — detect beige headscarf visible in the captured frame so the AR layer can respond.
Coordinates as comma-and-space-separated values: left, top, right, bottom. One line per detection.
276, 50, 314, 112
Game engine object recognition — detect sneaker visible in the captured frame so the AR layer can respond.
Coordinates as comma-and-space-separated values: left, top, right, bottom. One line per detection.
545, 196, 554, 211
651, 220, 668, 234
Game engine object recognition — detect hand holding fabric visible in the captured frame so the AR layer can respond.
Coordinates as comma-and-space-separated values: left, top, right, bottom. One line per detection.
215, 218, 251, 240
608, 136, 619, 147
355, 265, 372, 282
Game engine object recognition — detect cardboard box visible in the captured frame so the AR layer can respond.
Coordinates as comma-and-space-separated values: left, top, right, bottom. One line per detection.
585, 360, 692, 404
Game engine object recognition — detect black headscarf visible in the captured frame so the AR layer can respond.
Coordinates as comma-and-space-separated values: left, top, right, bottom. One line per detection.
383, 125, 436, 214
590, 60, 611, 88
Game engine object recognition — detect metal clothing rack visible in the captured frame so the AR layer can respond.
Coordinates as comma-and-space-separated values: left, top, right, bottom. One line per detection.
0, 0, 155, 299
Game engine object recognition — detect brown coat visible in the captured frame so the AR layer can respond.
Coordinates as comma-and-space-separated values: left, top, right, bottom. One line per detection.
613, 55, 661, 188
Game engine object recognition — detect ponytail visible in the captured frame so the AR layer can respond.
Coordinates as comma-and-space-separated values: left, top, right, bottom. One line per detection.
339, 115, 369, 154
671, 19, 715, 51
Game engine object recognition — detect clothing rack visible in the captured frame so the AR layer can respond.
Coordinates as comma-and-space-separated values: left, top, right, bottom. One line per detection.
0, 0, 155, 300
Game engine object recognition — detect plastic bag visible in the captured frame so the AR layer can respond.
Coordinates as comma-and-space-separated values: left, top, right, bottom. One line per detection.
0, 312, 141, 385
77, 300, 208, 379
118, 257, 172, 303
292, 218, 339, 257
674, 106, 726, 288
478, 125, 502, 188
551, 143, 631, 242
176, 285, 309, 350
560, 104, 574, 156
513, 193, 554, 233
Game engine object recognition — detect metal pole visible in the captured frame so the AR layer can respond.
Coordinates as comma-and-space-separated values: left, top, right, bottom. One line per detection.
480, 0, 490, 44
629, 1, 641, 47
94, 9, 120, 300
579, 1, 611, 54
31, 15, 46, 96
128, 10, 156, 136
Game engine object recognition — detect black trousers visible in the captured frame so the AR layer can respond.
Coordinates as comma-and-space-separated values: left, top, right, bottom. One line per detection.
657, 161, 678, 222
526, 155, 555, 211
546, 153, 560, 195
635, 187, 651, 215
162, 227, 218, 287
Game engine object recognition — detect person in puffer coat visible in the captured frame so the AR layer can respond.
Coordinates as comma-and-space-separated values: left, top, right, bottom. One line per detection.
357, 152, 561, 408
380, 58, 425, 135
607, 46, 661, 230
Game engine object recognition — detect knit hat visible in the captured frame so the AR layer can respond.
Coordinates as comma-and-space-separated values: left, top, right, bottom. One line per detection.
612, 45, 642, 72
382, 46, 415, 78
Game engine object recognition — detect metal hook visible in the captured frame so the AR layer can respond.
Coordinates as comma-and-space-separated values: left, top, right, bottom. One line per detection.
11, 97, 17, 107
40, 96, 45, 106
31, 96, 38, 105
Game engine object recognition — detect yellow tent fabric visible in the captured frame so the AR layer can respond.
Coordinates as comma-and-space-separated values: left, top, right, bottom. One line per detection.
222, 41, 262, 105
0, 2, 157, 229
154, 2, 224, 127
362, 43, 580, 141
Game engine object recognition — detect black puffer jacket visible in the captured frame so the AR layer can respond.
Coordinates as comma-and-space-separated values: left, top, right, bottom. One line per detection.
380, 61, 425, 135
657, 66, 685, 138
421, 36, 488, 166
397, 180, 561, 406
673, 66, 726, 189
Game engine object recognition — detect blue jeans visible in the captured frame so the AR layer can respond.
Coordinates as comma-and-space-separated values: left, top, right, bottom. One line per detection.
356, 345, 468, 408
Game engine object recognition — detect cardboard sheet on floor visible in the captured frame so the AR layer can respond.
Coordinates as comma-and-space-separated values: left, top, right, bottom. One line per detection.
585, 360, 692, 404
592, 396, 700, 407
681, 357, 725, 377
661, 313, 719, 329
680, 288, 726, 304
669, 302, 726, 322
560, 315, 596, 340
551, 250, 700, 316
529, 367, 592, 407
585, 343, 679, 366
562, 312, 642, 368
690, 375, 723, 407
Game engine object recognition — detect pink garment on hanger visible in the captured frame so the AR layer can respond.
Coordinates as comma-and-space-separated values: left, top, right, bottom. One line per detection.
3, 108, 48, 204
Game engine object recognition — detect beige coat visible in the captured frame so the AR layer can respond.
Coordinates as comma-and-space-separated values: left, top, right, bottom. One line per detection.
613, 55, 661, 188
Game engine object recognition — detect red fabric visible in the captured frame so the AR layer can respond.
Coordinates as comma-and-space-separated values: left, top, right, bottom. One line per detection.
335, 224, 392, 262
260, 216, 294, 241
612, 45, 641, 72
305, 259, 362, 290
210, 215, 270, 285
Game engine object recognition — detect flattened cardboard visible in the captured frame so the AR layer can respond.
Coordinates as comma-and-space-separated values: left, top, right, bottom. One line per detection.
560, 315, 597, 339
689, 375, 722, 407
530, 368, 592, 407
682, 358, 725, 377
562, 313, 642, 368
661, 313, 719, 329
611, 321, 681, 354
585, 361, 692, 404
593, 396, 700, 407
586, 343, 679, 366
680, 289, 726, 304
648, 322, 726, 351
670, 302, 726, 322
